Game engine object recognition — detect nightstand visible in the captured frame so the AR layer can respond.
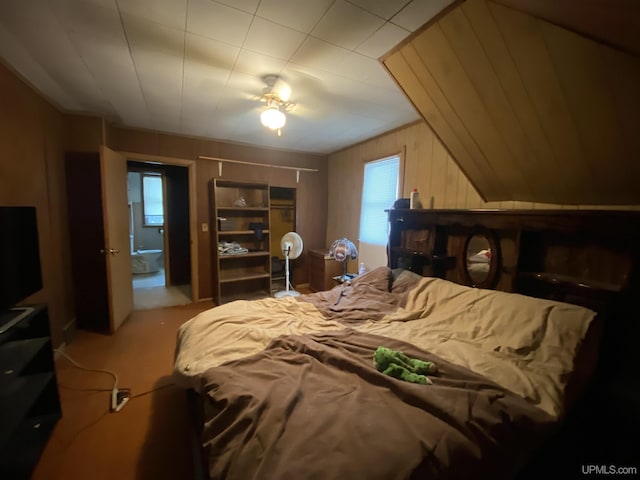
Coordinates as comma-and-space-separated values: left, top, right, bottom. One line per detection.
308, 249, 343, 292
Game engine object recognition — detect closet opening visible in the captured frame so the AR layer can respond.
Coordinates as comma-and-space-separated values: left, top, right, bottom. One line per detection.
269, 186, 296, 294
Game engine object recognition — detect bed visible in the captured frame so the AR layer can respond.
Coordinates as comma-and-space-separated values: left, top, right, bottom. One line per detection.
173, 209, 639, 479
174, 267, 602, 479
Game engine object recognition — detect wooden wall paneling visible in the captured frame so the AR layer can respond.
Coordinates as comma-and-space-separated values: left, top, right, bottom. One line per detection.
396, 46, 496, 196
64, 114, 104, 151
384, 51, 493, 199
383, 0, 640, 206
455, 165, 468, 207
541, 22, 631, 202
0, 62, 74, 347
109, 125, 328, 298
326, 149, 362, 246
443, 155, 459, 208
488, 2, 595, 202
404, 128, 430, 198
429, 140, 449, 209
491, 0, 640, 57
602, 48, 640, 185
411, 23, 529, 200
461, 0, 566, 204
439, 7, 538, 202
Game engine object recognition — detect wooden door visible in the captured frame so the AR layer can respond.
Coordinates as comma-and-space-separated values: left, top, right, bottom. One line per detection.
100, 146, 133, 332
65, 148, 132, 333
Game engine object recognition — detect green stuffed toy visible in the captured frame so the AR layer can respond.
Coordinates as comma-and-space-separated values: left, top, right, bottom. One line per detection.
373, 346, 437, 385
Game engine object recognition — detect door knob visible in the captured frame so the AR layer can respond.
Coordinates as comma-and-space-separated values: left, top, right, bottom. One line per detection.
100, 248, 120, 255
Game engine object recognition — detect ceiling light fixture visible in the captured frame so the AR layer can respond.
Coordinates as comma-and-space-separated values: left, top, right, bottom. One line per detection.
259, 75, 294, 137
260, 99, 286, 136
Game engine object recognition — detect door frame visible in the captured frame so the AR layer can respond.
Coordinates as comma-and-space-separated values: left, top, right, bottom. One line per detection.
119, 151, 199, 301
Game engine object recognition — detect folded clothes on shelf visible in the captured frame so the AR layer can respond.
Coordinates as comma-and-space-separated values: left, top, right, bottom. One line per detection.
218, 241, 248, 255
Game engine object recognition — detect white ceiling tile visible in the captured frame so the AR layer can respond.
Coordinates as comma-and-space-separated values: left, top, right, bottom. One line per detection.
256, 0, 333, 33
187, 0, 252, 47
391, 0, 455, 32
348, 0, 411, 20
334, 51, 397, 88
69, 31, 150, 126
214, 0, 260, 15
122, 14, 185, 56
127, 45, 183, 131
290, 37, 351, 74
0, 0, 434, 153
356, 22, 410, 58
117, 0, 187, 30
311, 0, 385, 50
185, 33, 239, 76
0, 22, 82, 110
243, 17, 308, 60
51, 0, 123, 40
233, 49, 287, 78
0, 0, 115, 114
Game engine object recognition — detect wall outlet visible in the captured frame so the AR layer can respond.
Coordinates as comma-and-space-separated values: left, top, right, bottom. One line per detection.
202, 223, 208, 232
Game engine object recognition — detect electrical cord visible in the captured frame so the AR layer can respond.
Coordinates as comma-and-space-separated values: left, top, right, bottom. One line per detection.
54, 348, 129, 412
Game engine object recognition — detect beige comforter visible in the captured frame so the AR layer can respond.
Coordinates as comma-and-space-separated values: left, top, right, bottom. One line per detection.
173, 267, 596, 418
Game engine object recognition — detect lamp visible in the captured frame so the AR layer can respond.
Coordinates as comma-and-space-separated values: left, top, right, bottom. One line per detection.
260, 100, 286, 136
329, 237, 358, 283
259, 75, 294, 137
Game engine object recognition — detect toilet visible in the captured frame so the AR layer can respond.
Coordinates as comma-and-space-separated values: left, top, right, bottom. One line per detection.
131, 249, 163, 274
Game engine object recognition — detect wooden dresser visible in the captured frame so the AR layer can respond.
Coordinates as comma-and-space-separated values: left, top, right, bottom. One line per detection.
308, 249, 343, 292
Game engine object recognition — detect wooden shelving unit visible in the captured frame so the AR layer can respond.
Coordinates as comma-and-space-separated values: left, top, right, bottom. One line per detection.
211, 179, 271, 304
0, 304, 61, 479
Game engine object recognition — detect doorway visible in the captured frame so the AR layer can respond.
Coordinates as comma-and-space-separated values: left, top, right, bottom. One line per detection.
127, 161, 192, 310
269, 186, 296, 293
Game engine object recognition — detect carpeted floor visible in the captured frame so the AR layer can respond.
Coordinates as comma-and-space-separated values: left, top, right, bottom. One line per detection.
133, 284, 193, 310
132, 269, 193, 310
31, 301, 214, 480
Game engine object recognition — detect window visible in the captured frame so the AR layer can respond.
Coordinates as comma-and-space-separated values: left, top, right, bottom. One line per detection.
359, 155, 400, 245
142, 174, 164, 226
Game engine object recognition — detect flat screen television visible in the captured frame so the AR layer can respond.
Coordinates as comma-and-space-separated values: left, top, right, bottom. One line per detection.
0, 206, 43, 327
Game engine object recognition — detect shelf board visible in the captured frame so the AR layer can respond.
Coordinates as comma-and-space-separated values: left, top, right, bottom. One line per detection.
0, 338, 49, 384
220, 290, 271, 303
220, 272, 271, 283
219, 251, 270, 259
0, 373, 54, 447
0, 412, 60, 476
218, 230, 270, 235
391, 247, 431, 258
517, 272, 623, 293
216, 207, 269, 212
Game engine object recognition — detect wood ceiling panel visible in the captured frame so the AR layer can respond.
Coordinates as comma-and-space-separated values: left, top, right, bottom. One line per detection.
459, 0, 566, 203
488, 2, 596, 201
411, 23, 529, 200
384, 48, 497, 199
383, 0, 640, 205
541, 22, 631, 202
602, 49, 640, 185
438, 7, 538, 201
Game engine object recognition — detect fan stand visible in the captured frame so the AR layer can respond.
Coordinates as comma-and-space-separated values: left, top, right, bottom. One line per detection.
274, 245, 300, 298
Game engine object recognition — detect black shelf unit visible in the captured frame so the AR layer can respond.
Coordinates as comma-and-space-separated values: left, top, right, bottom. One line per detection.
0, 304, 61, 479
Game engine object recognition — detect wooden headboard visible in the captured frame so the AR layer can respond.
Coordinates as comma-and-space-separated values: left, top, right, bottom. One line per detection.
387, 208, 638, 309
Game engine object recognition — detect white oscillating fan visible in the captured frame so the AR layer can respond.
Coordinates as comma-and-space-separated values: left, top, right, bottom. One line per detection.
274, 232, 303, 298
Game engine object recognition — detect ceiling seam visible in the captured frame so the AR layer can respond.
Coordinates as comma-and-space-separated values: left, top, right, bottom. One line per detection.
115, 0, 153, 129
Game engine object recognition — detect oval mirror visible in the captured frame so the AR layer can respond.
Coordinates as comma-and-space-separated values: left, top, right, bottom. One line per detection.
460, 228, 500, 288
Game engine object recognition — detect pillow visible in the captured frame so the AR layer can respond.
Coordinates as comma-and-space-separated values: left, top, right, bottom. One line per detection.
349, 266, 392, 292
390, 268, 424, 294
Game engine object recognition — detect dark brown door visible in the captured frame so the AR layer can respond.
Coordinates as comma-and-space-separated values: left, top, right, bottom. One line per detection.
65, 147, 132, 332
